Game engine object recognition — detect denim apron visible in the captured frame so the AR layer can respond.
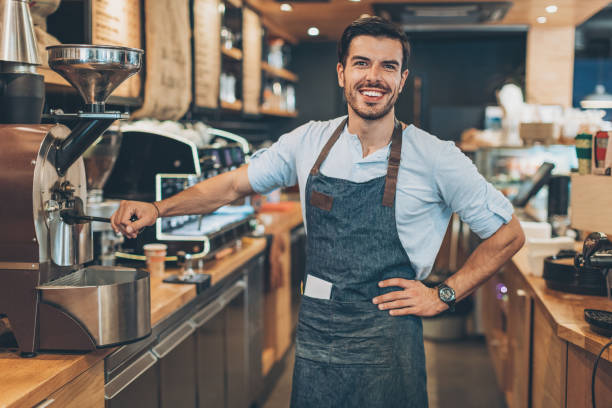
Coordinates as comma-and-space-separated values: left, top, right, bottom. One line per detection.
290, 118, 428, 408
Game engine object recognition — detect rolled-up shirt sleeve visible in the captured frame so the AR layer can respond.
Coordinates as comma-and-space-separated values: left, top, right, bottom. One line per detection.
247, 122, 309, 194
434, 141, 514, 239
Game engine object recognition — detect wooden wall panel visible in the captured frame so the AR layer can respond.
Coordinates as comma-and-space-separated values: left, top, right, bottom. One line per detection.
91, 0, 142, 99
526, 26, 575, 107
194, 0, 222, 109
242, 8, 262, 115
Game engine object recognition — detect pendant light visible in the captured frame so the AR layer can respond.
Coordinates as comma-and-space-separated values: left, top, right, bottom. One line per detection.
581, 84, 612, 109
581, 58, 612, 109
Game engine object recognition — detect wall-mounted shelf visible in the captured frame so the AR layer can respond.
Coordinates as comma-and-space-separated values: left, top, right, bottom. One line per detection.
222, 47, 243, 61
221, 100, 243, 111
570, 174, 612, 235
259, 107, 297, 118
261, 62, 298, 82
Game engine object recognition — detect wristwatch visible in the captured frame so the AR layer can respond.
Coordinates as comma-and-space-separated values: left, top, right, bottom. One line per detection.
437, 282, 456, 312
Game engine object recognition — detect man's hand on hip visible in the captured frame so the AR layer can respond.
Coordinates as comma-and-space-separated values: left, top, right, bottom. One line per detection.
372, 278, 448, 317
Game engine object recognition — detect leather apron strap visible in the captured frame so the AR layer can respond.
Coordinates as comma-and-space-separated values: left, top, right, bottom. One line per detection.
309, 117, 403, 207
382, 121, 403, 208
310, 118, 348, 176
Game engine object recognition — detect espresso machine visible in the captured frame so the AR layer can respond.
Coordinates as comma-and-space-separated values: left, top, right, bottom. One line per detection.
0, 1, 150, 356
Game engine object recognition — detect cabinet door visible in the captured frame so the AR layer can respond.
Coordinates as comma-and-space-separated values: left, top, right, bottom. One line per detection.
225, 281, 247, 408
246, 258, 265, 404
106, 352, 159, 408
566, 343, 612, 408
194, 297, 227, 408
506, 267, 533, 408
153, 322, 197, 408
531, 302, 567, 408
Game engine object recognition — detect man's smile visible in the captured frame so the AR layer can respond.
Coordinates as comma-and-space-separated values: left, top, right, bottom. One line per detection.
358, 87, 388, 102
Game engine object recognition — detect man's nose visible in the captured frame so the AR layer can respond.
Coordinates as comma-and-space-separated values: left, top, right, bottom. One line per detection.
365, 64, 383, 80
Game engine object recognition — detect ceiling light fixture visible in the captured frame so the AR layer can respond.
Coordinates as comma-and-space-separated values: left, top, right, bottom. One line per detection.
536, 16, 547, 24
349, 0, 361, 2
280, 3, 292, 12
545, 5, 558, 14
307, 27, 319, 36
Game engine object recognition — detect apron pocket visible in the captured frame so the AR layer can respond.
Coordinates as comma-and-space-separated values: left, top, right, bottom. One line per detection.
296, 296, 393, 366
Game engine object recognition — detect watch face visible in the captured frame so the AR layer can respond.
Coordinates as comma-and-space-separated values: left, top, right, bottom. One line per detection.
439, 287, 455, 302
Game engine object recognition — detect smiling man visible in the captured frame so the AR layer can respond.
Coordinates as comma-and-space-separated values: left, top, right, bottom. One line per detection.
111, 16, 524, 408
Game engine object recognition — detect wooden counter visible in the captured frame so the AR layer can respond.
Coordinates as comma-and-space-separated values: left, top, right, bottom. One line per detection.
257, 201, 304, 375
0, 237, 266, 408
511, 248, 612, 363
483, 245, 612, 407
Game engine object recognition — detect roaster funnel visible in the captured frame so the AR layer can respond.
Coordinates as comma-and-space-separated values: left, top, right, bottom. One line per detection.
46, 45, 143, 112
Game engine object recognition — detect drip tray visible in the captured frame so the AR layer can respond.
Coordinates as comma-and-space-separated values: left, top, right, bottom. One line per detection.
38, 266, 151, 346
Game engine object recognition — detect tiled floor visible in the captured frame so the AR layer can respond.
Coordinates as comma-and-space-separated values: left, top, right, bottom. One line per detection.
262, 337, 507, 408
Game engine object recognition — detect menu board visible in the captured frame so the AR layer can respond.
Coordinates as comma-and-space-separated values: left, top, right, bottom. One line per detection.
242, 7, 262, 115
91, 0, 142, 99
194, 0, 221, 109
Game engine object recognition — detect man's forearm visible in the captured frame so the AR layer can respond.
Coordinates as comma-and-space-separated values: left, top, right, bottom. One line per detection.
445, 215, 525, 302
155, 165, 254, 217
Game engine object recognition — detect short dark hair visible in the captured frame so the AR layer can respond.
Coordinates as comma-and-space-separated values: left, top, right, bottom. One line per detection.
338, 16, 410, 71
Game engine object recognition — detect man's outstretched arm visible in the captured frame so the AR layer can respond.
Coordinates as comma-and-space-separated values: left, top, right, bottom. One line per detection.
110, 165, 254, 239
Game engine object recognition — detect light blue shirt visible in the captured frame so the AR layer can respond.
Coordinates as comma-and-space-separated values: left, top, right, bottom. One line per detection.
248, 116, 513, 280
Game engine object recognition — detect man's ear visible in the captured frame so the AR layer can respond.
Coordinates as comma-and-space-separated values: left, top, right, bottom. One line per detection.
399, 69, 410, 92
337, 62, 345, 88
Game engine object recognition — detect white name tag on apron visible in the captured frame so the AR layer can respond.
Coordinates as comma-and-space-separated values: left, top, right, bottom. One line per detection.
304, 274, 332, 300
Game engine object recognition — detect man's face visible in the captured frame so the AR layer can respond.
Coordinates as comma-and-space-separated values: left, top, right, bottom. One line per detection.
337, 35, 409, 121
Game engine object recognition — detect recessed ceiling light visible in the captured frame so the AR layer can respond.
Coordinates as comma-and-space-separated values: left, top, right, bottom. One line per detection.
349, 0, 361, 2
307, 27, 320, 36
280, 3, 292, 12
545, 5, 558, 14
537, 16, 547, 24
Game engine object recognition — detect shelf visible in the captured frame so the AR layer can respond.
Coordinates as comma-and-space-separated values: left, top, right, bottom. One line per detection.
221, 47, 243, 61
259, 107, 297, 118
570, 174, 612, 235
221, 99, 243, 111
261, 62, 298, 82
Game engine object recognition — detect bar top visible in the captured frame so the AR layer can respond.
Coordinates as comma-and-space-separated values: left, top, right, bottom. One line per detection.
511, 247, 612, 362
0, 237, 267, 408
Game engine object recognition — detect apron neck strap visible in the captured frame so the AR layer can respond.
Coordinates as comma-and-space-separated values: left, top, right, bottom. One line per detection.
310, 118, 348, 176
309, 117, 404, 207
382, 120, 403, 208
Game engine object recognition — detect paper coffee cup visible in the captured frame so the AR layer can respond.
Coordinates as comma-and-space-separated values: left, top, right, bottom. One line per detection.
143, 243, 167, 276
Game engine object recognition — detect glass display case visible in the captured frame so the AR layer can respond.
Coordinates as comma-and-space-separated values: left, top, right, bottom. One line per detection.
470, 145, 578, 221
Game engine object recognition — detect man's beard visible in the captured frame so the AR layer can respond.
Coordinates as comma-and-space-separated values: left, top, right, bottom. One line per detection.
344, 80, 399, 121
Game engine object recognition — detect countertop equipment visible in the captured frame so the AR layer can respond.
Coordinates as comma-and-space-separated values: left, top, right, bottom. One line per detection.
103, 122, 255, 264
574, 232, 612, 337
0, 23, 150, 355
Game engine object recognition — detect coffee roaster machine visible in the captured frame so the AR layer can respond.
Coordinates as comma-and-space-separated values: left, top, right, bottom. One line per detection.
102, 121, 255, 265
0, 0, 150, 356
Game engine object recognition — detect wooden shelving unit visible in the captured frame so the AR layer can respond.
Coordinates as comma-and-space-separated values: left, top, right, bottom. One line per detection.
221, 47, 243, 61
220, 99, 243, 111
570, 174, 612, 234
261, 62, 298, 82
259, 106, 297, 118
